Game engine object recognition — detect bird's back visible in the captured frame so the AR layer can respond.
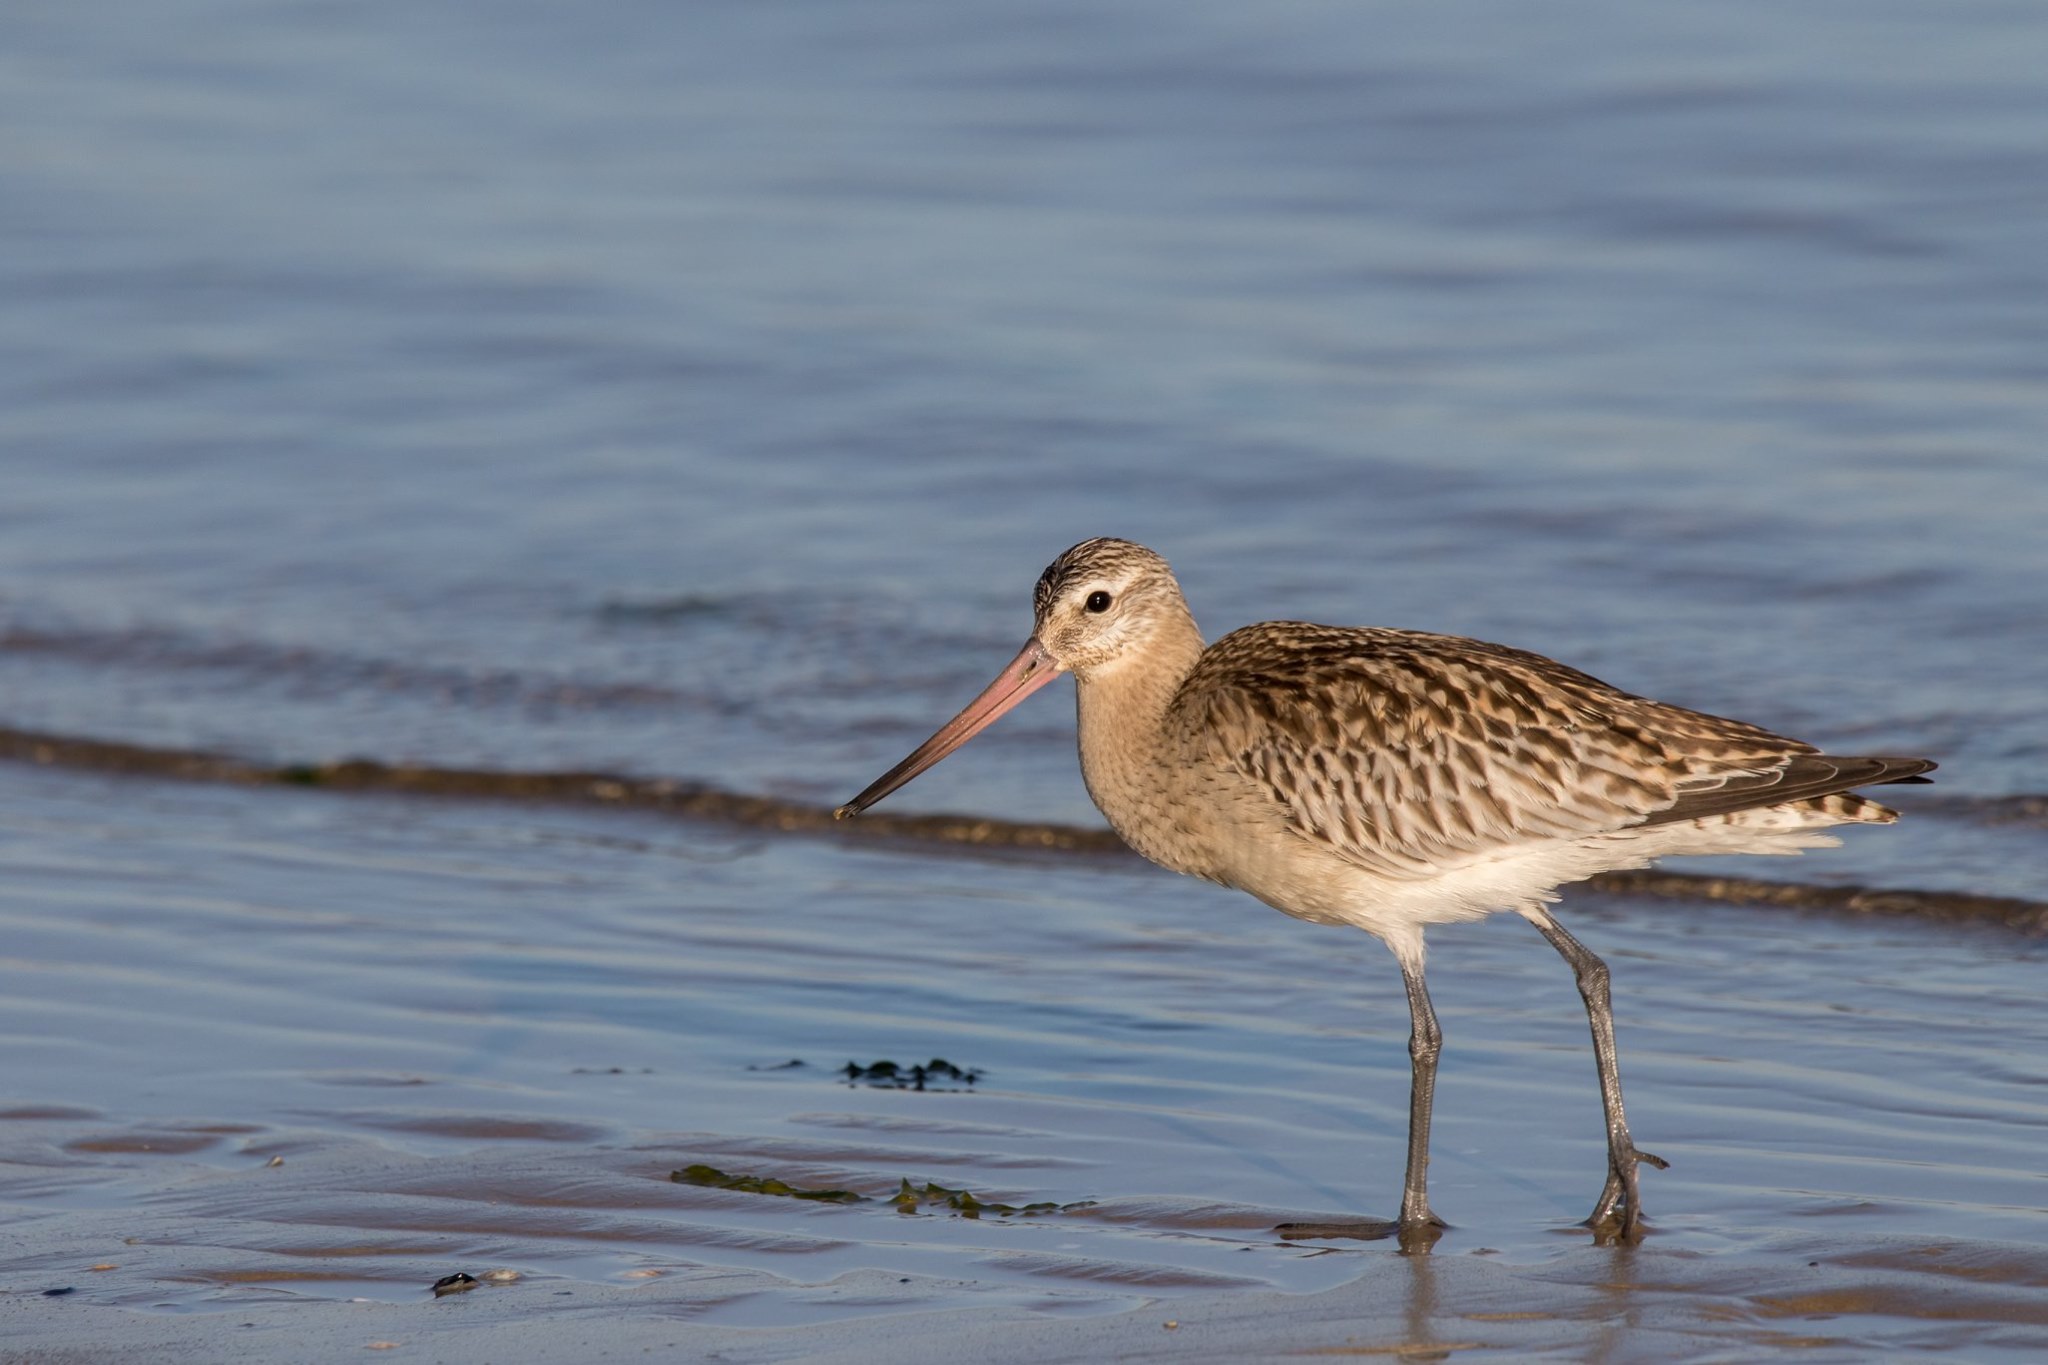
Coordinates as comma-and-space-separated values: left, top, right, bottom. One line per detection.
1169, 622, 1933, 886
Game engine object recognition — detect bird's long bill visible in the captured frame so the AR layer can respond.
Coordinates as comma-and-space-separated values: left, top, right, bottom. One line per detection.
835, 637, 1064, 819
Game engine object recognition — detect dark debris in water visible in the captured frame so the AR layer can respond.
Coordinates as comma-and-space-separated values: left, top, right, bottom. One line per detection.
670, 1164, 1089, 1220
843, 1057, 980, 1090
745, 1058, 806, 1071
431, 1272, 480, 1297
671, 1164, 864, 1203
571, 1066, 654, 1075
889, 1178, 1094, 1220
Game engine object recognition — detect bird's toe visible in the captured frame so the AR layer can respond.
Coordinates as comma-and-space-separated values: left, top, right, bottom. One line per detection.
1275, 1217, 1404, 1242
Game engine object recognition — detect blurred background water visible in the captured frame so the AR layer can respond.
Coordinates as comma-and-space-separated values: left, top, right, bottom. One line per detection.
4, 0, 2044, 848
3, 2, 2048, 1354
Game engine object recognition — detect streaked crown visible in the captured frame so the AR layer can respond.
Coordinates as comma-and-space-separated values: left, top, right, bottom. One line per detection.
1034, 538, 1171, 619
1030, 538, 1195, 675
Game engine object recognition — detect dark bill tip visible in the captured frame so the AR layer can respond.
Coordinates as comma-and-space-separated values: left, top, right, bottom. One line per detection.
831, 637, 1063, 819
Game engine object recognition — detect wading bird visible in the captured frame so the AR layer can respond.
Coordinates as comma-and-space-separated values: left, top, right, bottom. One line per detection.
836, 538, 1933, 1244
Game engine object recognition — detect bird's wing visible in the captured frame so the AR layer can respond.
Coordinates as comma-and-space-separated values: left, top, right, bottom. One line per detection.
1641, 752, 1934, 826
1174, 623, 1829, 879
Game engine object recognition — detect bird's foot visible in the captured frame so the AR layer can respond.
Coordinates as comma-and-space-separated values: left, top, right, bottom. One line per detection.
1275, 1217, 1400, 1242
1585, 1144, 1668, 1244
1585, 1206, 1642, 1244
1277, 1210, 1446, 1254
1395, 1215, 1447, 1255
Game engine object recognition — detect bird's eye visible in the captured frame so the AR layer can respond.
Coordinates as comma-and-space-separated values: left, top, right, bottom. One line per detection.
1085, 590, 1112, 613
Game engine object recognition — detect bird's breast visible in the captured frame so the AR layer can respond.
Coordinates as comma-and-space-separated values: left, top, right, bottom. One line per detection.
1076, 708, 1294, 888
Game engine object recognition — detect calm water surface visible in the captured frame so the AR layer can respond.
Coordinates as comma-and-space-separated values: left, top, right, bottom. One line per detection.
2, 1, 2046, 1358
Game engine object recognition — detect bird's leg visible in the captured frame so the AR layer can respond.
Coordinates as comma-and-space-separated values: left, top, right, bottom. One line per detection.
1275, 948, 1445, 1248
1396, 954, 1448, 1244
1521, 907, 1667, 1241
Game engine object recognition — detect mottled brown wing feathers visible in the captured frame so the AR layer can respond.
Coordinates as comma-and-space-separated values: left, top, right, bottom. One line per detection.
1175, 623, 1927, 879
1643, 754, 1938, 826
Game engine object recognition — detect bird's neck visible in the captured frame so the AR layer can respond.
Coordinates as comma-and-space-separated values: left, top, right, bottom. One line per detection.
1072, 605, 1207, 872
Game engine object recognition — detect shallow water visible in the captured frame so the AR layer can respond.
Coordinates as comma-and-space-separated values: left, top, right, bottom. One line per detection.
2, 0, 2047, 1358
6, 765, 2048, 1359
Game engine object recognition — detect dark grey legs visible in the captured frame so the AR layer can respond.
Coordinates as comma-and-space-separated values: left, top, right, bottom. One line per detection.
1275, 947, 1445, 1248
1283, 911, 1660, 1247
1396, 956, 1446, 1237
1523, 906, 1666, 1238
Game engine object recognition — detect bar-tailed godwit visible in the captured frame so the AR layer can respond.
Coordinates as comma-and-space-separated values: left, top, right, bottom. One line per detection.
837, 538, 1934, 1244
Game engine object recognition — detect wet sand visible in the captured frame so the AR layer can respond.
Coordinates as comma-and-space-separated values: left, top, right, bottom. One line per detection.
4, 760, 2046, 1361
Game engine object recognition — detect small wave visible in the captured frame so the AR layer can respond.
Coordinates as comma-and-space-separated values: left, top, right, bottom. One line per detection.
0, 624, 699, 712
1, 723, 2041, 932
